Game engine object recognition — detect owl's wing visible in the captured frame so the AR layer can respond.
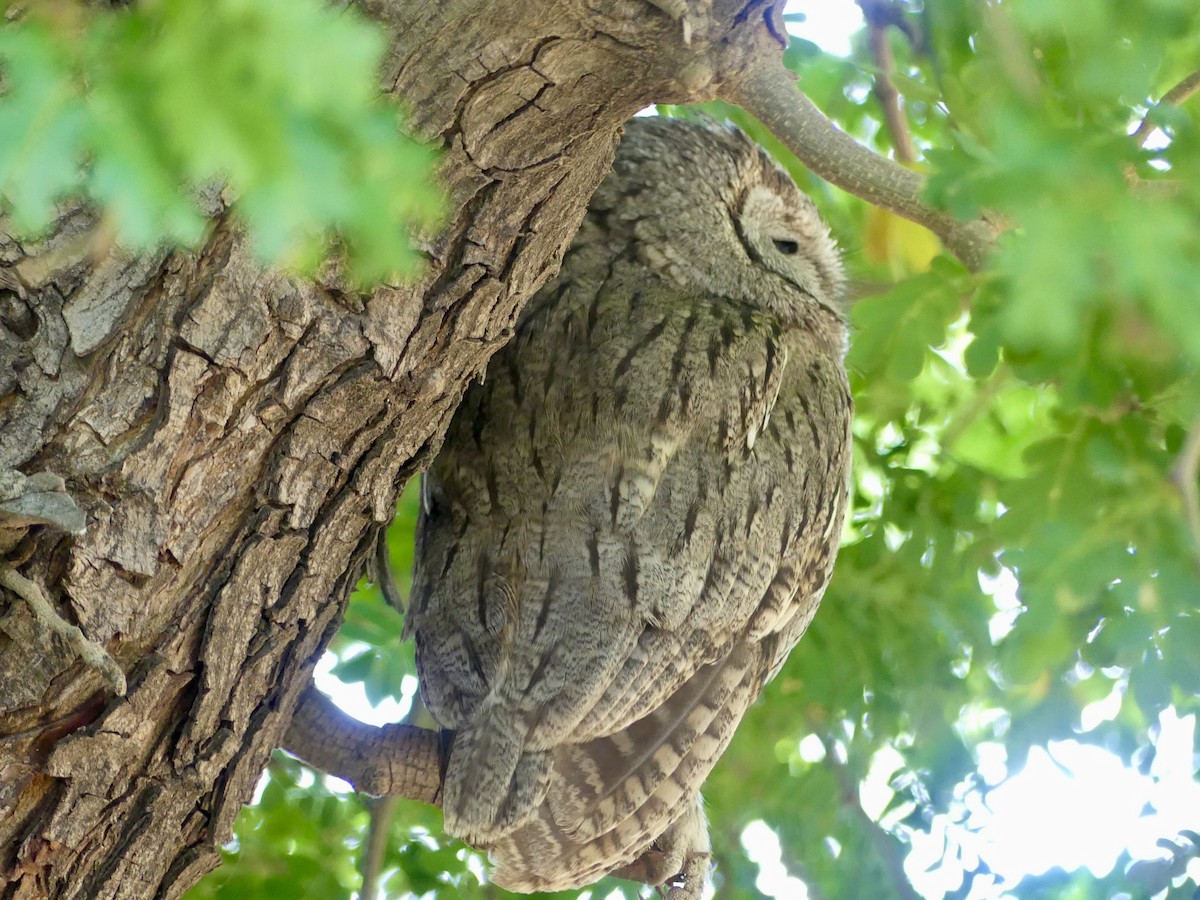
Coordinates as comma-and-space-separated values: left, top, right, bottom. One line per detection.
408, 262, 850, 890
502, 277, 847, 889
487, 642, 765, 894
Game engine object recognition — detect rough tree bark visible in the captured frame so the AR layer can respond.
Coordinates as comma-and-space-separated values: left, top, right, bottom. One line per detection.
0, 1, 990, 897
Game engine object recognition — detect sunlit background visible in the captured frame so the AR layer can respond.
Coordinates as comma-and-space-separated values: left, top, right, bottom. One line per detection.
309, 1, 1200, 898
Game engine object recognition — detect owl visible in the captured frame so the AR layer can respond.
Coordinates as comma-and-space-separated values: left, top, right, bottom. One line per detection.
404, 116, 852, 896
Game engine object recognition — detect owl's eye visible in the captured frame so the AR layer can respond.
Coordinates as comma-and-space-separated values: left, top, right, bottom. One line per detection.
773, 238, 800, 256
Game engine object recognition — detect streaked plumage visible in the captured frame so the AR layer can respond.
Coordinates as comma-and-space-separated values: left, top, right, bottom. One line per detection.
405, 116, 852, 896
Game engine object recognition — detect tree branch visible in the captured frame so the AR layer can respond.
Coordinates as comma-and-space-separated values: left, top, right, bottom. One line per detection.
723, 56, 1000, 271
1171, 415, 1200, 571
815, 732, 918, 900
1132, 69, 1200, 147
857, 0, 917, 165
360, 795, 399, 899
282, 685, 443, 804
375, 523, 405, 613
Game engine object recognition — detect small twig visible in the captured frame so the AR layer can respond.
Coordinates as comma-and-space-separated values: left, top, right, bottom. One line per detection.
939, 365, 1009, 453
0, 568, 126, 695
1171, 415, 1200, 570
1131, 69, 1200, 147
978, 0, 1040, 102
857, 0, 917, 165
282, 683, 442, 804
1126, 69, 1200, 187
375, 524, 404, 613
777, 846, 828, 900
724, 58, 1000, 271
360, 795, 399, 900
814, 731, 919, 900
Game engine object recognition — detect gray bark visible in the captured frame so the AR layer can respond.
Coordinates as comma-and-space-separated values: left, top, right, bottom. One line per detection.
0, 1, 788, 896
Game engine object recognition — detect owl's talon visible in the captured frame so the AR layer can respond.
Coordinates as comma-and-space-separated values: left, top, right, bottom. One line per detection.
663, 851, 711, 899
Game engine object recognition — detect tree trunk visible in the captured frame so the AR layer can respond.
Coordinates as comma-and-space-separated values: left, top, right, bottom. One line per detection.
0, 1, 784, 896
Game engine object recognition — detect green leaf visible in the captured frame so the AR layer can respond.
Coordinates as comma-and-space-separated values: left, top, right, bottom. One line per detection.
0, 0, 444, 283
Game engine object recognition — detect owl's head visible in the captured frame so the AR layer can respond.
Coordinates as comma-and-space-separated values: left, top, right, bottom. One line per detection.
591, 116, 846, 345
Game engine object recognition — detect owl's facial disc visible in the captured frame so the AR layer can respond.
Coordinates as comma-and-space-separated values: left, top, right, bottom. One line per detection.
736, 184, 844, 312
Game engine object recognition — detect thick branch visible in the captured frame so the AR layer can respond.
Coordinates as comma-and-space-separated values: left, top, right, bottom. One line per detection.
282, 685, 442, 803
724, 57, 999, 271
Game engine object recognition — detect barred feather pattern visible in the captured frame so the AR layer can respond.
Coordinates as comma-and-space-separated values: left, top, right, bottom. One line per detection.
404, 117, 852, 895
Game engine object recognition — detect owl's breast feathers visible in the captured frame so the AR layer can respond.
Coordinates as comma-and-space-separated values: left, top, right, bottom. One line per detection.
406, 255, 851, 892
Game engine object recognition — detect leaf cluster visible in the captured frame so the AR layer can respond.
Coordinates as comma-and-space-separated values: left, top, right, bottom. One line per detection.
0, 0, 443, 282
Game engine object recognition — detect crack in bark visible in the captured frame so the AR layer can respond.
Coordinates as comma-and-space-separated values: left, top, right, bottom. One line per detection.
437, 35, 565, 149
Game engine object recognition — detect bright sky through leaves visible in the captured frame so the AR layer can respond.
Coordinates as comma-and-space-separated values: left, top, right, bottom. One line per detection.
770, 2, 1200, 897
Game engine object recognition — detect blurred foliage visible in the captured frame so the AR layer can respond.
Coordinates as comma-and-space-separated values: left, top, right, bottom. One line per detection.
3, 0, 1187, 897
0, 0, 442, 282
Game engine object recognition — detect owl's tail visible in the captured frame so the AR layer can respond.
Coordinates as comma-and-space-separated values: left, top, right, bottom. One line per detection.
484, 641, 765, 893
440, 701, 551, 846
